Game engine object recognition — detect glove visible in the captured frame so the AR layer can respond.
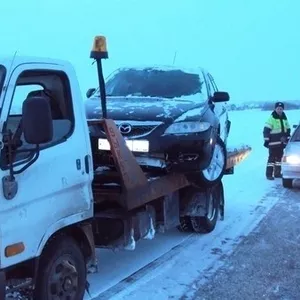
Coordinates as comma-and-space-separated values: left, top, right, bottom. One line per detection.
263, 141, 269, 148
280, 136, 287, 143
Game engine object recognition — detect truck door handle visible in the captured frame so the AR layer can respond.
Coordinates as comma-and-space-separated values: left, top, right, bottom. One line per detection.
84, 155, 90, 174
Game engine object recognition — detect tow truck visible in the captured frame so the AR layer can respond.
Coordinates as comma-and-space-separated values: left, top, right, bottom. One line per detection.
0, 36, 251, 299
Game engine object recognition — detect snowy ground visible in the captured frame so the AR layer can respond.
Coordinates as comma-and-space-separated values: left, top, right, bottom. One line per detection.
189, 186, 300, 300
81, 109, 300, 300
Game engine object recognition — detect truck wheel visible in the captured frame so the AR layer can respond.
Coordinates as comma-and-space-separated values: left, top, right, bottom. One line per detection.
33, 236, 86, 300
196, 136, 227, 187
177, 216, 194, 232
178, 183, 222, 234
191, 183, 221, 233
282, 178, 293, 188
190, 194, 219, 233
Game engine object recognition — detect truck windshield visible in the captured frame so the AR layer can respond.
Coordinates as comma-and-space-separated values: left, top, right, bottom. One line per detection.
104, 68, 206, 100
0, 65, 6, 97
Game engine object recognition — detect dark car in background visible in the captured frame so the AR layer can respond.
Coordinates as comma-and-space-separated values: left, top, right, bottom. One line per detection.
85, 66, 231, 186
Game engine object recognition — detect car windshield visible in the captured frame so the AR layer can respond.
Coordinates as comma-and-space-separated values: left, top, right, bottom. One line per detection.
291, 125, 300, 141
103, 68, 206, 100
0, 65, 6, 98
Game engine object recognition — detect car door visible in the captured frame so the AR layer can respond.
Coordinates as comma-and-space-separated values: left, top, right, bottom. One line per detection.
0, 62, 93, 267
204, 72, 228, 143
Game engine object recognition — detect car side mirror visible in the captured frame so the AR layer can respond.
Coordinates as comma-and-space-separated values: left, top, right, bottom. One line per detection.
213, 91, 230, 103
86, 88, 96, 98
22, 96, 53, 145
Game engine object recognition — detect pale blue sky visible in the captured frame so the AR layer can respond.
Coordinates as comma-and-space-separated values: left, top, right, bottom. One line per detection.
0, 0, 299, 103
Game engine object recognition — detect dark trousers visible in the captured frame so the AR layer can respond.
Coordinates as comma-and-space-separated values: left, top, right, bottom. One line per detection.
266, 146, 284, 178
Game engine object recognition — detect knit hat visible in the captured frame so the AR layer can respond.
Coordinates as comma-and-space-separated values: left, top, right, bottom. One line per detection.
275, 102, 284, 109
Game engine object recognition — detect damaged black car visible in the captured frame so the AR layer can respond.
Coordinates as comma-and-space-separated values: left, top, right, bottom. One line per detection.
85, 66, 231, 186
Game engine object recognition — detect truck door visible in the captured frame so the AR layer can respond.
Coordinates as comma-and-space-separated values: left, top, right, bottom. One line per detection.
0, 62, 94, 268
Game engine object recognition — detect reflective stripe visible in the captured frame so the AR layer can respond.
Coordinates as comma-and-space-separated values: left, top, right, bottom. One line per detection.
267, 163, 274, 166
264, 137, 269, 141
269, 141, 281, 145
265, 123, 272, 129
275, 162, 281, 166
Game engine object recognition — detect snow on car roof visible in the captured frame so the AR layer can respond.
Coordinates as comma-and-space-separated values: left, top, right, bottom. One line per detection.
114, 65, 207, 75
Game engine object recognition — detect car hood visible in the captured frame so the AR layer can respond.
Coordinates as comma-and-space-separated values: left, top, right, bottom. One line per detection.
85, 96, 207, 123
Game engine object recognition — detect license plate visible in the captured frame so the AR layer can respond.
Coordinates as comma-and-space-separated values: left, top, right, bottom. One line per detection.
98, 138, 149, 153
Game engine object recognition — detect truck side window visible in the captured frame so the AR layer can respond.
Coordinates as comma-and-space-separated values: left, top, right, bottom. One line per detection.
2, 69, 74, 166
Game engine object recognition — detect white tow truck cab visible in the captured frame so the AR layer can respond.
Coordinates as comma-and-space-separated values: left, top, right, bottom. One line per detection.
0, 37, 251, 299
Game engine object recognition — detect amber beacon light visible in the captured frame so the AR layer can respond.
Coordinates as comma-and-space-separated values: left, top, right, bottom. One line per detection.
90, 36, 109, 59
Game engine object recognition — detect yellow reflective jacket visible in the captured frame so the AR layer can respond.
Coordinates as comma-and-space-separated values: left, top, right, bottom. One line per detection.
263, 111, 291, 147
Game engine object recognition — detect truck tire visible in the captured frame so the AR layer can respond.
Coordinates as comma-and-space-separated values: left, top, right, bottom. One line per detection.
177, 216, 194, 232
178, 182, 223, 234
282, 178, 293, 188
194, 136, 227, 187
33, 236, 86, 300
190, 185, 220, 233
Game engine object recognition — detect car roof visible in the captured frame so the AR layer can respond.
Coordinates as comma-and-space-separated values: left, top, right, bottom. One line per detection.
112, 65, 208, 75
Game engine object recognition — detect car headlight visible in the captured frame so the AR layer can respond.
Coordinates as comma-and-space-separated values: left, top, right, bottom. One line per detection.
164, 121, 211, 134
284, 155, 300, 165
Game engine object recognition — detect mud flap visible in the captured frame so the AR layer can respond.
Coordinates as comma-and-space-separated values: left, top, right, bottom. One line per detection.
182, 187, 208, 218
123, 205, 156, 250
81, 223, 98, 273
161, 192, 180, 232
182, 182, 225, 221
218, 181, 225, 221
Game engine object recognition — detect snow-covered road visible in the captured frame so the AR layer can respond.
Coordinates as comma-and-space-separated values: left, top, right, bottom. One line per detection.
83, 109, 300, 300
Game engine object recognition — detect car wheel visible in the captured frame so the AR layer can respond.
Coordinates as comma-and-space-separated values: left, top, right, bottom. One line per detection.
194, 136, 227, 187
282, 178, 293, 188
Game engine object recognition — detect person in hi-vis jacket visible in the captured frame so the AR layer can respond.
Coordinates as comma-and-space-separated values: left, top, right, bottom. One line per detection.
263, 102, 291, 180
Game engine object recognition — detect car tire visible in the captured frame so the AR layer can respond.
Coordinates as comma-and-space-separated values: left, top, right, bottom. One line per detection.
282, 178, 293, 188
191, 136, 227, 187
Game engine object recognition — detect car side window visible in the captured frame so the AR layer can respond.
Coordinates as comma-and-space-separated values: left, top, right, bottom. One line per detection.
1, 69, 74, 167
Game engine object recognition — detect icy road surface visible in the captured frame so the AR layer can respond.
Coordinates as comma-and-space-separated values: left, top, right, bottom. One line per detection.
82, 109, 300, 300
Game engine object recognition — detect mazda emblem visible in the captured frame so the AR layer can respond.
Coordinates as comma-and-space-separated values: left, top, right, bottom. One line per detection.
119, 123, 132, 134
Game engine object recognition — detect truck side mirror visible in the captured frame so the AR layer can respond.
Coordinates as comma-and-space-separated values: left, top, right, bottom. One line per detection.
86, 88, 96, 98
22, 96, 53, 145
213, 91, 230, 103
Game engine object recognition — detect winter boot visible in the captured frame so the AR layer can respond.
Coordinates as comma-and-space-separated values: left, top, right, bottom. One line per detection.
274, 162, 282, 178
266, 163, 274, 180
